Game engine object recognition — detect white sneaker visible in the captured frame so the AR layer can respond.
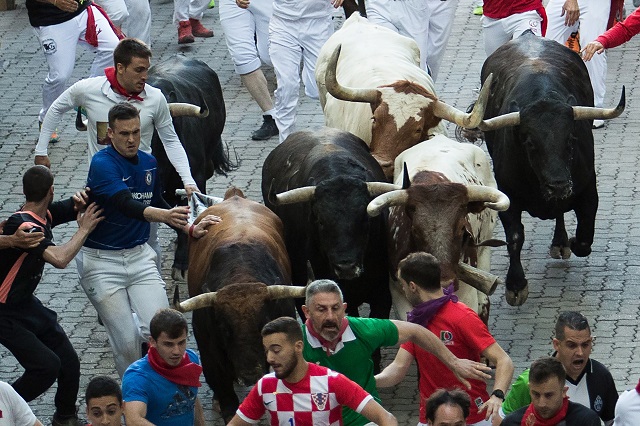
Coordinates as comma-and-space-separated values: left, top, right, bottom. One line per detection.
592, 119, 604, 129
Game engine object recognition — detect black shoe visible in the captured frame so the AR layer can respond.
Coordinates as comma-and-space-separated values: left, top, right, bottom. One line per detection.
251, 115, 279, 140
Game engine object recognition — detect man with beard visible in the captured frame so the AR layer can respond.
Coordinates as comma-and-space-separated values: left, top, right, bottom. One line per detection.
0, 165, 103, 426
301, 279, 493, 426
496, 312, 618, 425
228, 317, 398, 426
501, 357, 600, 426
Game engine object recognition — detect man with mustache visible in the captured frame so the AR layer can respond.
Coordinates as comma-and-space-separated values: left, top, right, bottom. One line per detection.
501, 357, 600, 426
228, 316, 398, 426
495, 312, 618, 425
301, 279, 493, 426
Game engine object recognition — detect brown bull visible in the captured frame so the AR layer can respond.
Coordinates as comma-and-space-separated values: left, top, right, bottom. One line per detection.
173, 187, 305, 422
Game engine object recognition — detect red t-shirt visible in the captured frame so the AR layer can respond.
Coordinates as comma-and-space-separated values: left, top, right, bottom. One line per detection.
483, 0, 543, 20
401, 301, 496, 424
236, 362, 373, 425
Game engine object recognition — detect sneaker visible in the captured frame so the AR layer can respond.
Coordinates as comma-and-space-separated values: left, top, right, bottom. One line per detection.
592, 119, 604, 129
178, 20, 194, 44
473, 5, 483, 15
190, 18, 214, 37
208, 0, 215, 8
251, 115, 279, 140
38, 121, 59, 144
51, 412, 85, 426
565, 31, 581, 53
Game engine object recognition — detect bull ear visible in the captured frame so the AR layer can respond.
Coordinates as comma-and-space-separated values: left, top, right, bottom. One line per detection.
267, 179, 278, 206
566, 94, 577, 106
402, 163, 411, 189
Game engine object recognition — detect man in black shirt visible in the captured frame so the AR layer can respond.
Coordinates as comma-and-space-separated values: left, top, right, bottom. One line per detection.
0, 165, 102, 426
502, 357, 601, 426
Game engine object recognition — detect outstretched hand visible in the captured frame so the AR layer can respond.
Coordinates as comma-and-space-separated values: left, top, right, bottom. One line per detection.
581, 41, 604, 61
451, 358, 492, 390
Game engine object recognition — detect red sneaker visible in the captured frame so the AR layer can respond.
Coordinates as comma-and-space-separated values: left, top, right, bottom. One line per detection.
190, 18, 214, 37
178, 20, 194, 44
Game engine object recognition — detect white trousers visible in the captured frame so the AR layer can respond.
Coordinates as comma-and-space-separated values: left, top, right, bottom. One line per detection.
96, 0, 152, 45
77, 244, 169, 377
545, 0, 609, 107
481, 10, 543, 56
269, 15, 334, 143
34, 6, 120, 123
174, 0, 210, 24
219, 0, 273, 75
366, 0, 458, 81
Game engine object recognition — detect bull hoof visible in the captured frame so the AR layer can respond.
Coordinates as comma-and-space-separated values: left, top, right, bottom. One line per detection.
569, 237, 592, 257
505, 285, 529, 306
171, 267, 188, 282
549, 245, 572, 260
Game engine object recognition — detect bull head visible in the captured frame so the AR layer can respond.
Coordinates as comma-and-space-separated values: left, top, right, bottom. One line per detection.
478, 86, 625, 131
172, 284, 306, 312
274, 182, 401, 205
325, 44, 493, 130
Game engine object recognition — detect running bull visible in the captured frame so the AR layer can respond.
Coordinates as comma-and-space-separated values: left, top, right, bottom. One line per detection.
262, 128, 400, 321
315, 14, 492, 179
469, 31, 624, 305
368, 136, 509, 323
173, 187, 305, 422
147, 55, 235, 279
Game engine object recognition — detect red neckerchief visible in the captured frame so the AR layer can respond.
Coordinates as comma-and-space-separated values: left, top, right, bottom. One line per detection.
104, 67, 144, 102
147, 346, 202, 388
85, 4, 124, 47
535, 7, 548, 37
521, 397, 569, 426
305, 318, 349, 354
635, 378, 640, 394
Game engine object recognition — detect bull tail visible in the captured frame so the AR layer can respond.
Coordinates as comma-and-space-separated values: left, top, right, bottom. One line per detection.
210, 135, 238, 176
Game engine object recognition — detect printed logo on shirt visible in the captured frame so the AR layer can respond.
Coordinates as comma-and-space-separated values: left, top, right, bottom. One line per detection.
122, 176, 131, 182
440, 330, 454, 345
42, 39, 57, 54
594, 395, 603, 412
474, 396, 484, 409
145, 171, 153, 186
311, 393, 329, 410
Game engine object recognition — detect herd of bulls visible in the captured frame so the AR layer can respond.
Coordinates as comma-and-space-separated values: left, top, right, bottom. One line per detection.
144, 15, 626, 421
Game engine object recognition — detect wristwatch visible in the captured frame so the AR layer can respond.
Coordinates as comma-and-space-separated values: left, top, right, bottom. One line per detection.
491, 389, 505, 400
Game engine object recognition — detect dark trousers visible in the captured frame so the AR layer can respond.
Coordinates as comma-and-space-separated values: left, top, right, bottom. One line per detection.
0, 296, 80, 416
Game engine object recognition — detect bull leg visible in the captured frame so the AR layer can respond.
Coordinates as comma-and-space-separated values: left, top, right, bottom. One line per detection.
192, 311, 239, 423
571, 177, 598, 257
550, 215, 571, 259
499, 209, 529, 306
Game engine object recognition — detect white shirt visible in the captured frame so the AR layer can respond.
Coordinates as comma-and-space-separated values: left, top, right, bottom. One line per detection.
0, 381, 37, 426
35, 76, 196, 187
613, 389, 640, 426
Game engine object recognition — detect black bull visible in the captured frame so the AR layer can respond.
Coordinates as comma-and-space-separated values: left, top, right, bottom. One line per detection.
262, 128, 395, 322
147, 55, 234, 277
477, 32, 624, 306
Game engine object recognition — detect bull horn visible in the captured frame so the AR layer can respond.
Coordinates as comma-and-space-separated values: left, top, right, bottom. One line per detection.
168, 102, 210, 118
172, 286, 217, 312
432, 74, 493, 128
572, 86, 625, 121
267, 285, 307, 300
456, 263, 501, 296
466, 185, 510, 211
367, 189, 409, 217
274, 186, 316, 205
325, 44, 380, 104
366, 182, 402, 196
477, 112, 520, 132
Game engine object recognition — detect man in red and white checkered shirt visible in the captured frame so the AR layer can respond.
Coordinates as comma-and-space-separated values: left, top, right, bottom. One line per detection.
228, 317, 398, 426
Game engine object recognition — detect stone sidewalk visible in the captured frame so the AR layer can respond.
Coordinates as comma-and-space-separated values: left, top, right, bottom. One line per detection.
1, 0, 640, 424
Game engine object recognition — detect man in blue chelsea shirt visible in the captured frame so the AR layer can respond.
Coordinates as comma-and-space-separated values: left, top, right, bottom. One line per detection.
79, 102, 220, 378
